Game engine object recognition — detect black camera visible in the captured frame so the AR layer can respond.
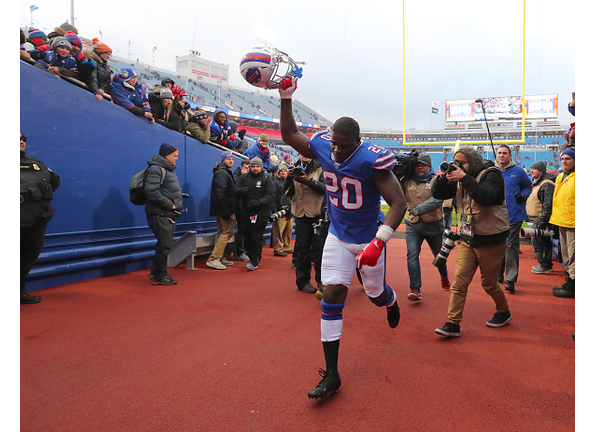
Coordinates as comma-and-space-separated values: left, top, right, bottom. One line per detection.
432, 229, 461, 267
520, 227, 554, 238
291, 166, 305, 177
440, 160, 462, 174
393, 150, 419, 179
312, 210, 330, 236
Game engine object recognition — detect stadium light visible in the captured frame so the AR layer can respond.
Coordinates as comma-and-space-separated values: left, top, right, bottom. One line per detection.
402, 0, 527, 147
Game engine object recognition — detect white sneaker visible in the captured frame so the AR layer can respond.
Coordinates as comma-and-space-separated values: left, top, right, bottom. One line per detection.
206, 259, 227, 270
220, 258, 234, 266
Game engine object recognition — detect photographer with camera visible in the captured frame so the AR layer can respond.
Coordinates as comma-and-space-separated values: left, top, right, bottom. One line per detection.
400, 153, 450, 301
285, 154, 326, 294
271, 164, 294, 257
525, 161, 556, 274
431, 147, 512, 338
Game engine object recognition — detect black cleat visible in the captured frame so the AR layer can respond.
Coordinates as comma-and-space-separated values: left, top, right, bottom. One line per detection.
308, 369, 341, 399
387, 299, 400, 328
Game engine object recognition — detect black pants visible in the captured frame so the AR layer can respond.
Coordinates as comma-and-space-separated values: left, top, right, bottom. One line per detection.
241, 211, 269, 266
235, 210, 246, 255
294, 216, 326, 289
146, 214, 176, 279
532, 234, 553, 268
20, 223, 48, 296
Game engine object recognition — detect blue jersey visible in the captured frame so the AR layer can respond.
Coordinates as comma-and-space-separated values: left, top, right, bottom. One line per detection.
309, 131, 396, 244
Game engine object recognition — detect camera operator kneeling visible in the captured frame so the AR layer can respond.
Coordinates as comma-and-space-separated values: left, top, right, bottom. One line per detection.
431, 147, 512, 339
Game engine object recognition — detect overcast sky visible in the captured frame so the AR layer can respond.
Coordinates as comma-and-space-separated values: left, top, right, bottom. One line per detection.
20, 0, 576, 130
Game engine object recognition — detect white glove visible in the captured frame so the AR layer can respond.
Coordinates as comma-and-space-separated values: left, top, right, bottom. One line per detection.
279, 76, 298, 100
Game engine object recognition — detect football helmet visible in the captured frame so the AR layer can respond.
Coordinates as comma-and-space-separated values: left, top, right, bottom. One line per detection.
239, 46, 303, 90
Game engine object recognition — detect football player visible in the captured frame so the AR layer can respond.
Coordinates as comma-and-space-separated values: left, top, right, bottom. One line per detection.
279, 76, 407, 399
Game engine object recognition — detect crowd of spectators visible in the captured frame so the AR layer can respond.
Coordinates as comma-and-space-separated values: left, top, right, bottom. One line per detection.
20, 24, 303, 165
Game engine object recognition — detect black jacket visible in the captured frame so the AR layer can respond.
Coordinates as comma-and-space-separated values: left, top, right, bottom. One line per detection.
149, 99, 186, 132
144, 154, 183, 218
431, 159, 505, 208
83, 47, 112, 95
236, 170, 275, 216
209, 162, 237, 217
20, 151, 61, 227
272, 175, 292, 214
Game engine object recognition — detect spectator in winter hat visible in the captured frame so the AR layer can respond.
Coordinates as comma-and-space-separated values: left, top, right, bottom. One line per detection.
63, 31, 97, 91
47, 21, 79, 45
149, 77, 176, 104
82, 38, 113, 102
244, 133, 272, 171
110, 67, 154, 122
185, 109, 211, 144
43, 36, 78, 78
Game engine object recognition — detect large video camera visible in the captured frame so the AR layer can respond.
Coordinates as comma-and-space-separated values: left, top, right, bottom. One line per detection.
432, 229, 461, 267
393, 150, 420, 179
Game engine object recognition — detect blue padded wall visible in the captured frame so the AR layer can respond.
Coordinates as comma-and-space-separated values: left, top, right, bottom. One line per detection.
20, 61, 244, 291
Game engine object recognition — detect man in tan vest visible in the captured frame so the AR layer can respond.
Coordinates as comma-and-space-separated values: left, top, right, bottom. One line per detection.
526, 161, 556, 274
401, 153, 450, 301
285, 154, 327, 294
431, 147, 511, 338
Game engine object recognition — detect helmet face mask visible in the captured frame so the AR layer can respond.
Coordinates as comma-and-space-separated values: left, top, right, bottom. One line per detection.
240, 47, 302, 90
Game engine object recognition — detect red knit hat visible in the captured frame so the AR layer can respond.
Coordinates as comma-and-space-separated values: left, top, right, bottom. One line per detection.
92, 37, 112, 54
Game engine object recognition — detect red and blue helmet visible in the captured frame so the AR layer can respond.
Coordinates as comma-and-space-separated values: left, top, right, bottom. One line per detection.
240, 46, 302, 90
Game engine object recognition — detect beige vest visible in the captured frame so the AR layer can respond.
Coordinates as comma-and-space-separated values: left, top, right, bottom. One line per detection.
404, 178, 443, 223
291, 166, 325, 218
456, 167, 509, 235
526, 178, 554, 217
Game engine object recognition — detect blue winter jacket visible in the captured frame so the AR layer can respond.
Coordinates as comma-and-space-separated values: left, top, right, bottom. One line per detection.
244, 143, 272, 171
498, 162, 532, 223
109, 75, 151, 116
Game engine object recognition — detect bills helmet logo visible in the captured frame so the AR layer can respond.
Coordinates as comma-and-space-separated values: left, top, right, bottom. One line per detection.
245, 67, 262, 85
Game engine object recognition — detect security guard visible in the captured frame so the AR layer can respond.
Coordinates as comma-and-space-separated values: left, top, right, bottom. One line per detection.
20, 132, 60, 304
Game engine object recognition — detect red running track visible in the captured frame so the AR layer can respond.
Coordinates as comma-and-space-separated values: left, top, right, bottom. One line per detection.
20, 233, 575, 431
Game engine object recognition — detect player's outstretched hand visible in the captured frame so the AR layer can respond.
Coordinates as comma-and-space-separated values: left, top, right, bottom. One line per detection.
279, 76, 298, 100
356, 239, 386, 269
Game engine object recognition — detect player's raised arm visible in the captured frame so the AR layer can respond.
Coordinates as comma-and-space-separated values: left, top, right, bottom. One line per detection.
279, 76, 316, 159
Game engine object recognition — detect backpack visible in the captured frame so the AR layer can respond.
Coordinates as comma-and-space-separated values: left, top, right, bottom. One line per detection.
130, 166, 166, 205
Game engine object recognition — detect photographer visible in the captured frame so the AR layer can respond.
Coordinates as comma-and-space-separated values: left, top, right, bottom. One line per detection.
285, 154, 326, 294
431, 147, 511, 338
400, 154, 450, 301
526, 161, 556, 274
271, 164, 294, 257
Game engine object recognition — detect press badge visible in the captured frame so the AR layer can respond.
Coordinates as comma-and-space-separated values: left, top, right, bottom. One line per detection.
250, 215, 258, 224
460, 213, 473, 237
